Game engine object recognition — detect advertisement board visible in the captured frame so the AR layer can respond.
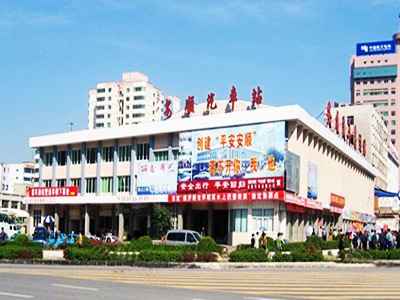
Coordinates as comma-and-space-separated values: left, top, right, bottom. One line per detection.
178, 122, 285, 193
285, 151, 300, 194
29, 186, 78, 197
307, 162, 318, 199
356, 40, 396, 56
137, 161, 177, 195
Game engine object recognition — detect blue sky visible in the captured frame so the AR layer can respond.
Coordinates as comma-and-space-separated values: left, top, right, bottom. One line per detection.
0, 0, 399, 163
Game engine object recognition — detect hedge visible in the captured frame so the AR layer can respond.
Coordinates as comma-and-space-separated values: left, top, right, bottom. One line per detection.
197, 237, 220, 253
229, 249, 270, 262
0, 245, 42, 259
347, 250, 400, 262
137, 250, 182, 263
66, 247, 110, 261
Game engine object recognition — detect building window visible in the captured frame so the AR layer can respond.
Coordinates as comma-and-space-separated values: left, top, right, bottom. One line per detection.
101, 177, 113, 193
108, 88, 112, 92
44, 152, 52, 166
132, 104, 146, 109
356, 81, 360, 85
172, 149, 179, 160
118, 176, 131, 192
107, 114, 111, 118
126, 88, 130, 93
42, 180, 51, 187
97, 89, 105, 93
95, 106, 104, 110
391, 102, 396, 106
132, 113, 145, 118
391, 91, 396, 94
71, 178, 81, 193
118, 145, 131, 162
229, 209, 247, 232
71, 149, 81, 165
154, 150, 169, 161
136, 143, 150, 160
97, 97, 105, 101
392, 139, 396, 146
392, 120, 396, 126
356, 92, 360, 96
126, 114, 129, 119
96, 114, 104, 119
134, 87, 146, 91
108, 97, 112, 101
134, 96, 145, 100
391, 130, 396, 135
86, 178, 97, 194
381, 111, 389, 116
33, 210, 41, 227
252, 209, 274, 232
57, 151, 66, 166
385, 121, 388, 126
102, 146, 114, 162
57, 179, 66, 187
107, 123, 111, 128
391, 111, 396, 116
86, 148, 97, 164
95, 123, 104, 128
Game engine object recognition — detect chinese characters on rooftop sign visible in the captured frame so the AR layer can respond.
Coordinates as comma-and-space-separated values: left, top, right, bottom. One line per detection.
137, 161, 178, 195
356, 40, 396, 56
29, 186, 78, 197
178, 122, 285, 192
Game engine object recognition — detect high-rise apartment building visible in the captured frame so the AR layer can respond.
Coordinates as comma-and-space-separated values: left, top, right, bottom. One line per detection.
350, 31, 400, 150
88, 71, 180, 129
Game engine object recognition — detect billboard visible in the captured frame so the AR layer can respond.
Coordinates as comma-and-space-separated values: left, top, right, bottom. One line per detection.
307, 162, 318, 199
356, 40, 396, 56
285, 151, 300, 194
29, 186, 78, 197
137, 161, 177, 195
178, 122, 285, 193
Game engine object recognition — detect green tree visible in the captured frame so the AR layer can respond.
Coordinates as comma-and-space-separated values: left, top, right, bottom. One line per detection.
152, 204, 172, 238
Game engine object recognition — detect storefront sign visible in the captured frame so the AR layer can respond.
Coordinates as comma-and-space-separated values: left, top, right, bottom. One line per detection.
356, 40, 396, 56
168, 190, 285, 203
177, 176, 284, 193
24, 194, 169, 204
330, 206, 343, 214
29, 186, 78, 197
137, 161, 177, 194
178, 122, 285, 192
285, 151, 300, 194
286, 203, 306, 214
330, 193, 345, 208
284, 192, 323, 210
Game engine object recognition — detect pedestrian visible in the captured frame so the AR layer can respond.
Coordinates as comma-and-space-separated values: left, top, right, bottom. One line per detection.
352, 232, 358, 251
251, 234, 255, 248
0, 228, 7, 242
387, 229, 394, 249
276, 233, 283, 251
262, 233, 268, 250
255, 232, 260, 249
338, 234, 345, 251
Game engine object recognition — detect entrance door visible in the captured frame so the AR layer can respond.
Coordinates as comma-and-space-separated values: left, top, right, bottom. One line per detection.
213, 210, 228, 244
192, 210, 208, 235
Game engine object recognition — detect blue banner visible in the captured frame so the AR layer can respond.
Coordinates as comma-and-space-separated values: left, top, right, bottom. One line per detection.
356, 40, 396, 56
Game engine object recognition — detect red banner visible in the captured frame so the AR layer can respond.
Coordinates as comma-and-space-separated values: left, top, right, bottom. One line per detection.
286, 203, 306, 214
29, 186, 78, 197
168, 190, 285, 203
177, 176, 284, 193
330, 193, 345, 208
284, 192, 323, 211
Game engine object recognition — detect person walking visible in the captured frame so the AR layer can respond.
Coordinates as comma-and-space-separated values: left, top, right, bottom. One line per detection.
338, 234, 345, 251
276, 233, 283, 251
255, 232, 260, 249
78, 232, 83, 248
0, 228, 7, 242
262, 233, 268, 250
251, 234, 255, 248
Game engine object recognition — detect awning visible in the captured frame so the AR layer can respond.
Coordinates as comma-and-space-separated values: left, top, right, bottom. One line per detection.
374, 188, 399, 199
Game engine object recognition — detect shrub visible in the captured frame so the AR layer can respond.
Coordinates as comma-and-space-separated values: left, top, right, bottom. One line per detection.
388, 250, 400, 260
229, 249, 269, 262
305, 236, 324, 250
156, 244, 197, 252
137, 250, 182, 263
272, 252, 293, 262
291, 249, 324, 262
152, 204, 172, 238
181, 252, 196, 262
282, 242, 304, 252
13, 235, 30, 247
197, 237, 220, 253
368, 250, 388, 260
196, 252, 218, 262
66, 247, 110, 261
18, 250, 37, 259
129, 236, 153, 251
267, 237, 277, 251
0, 245, 42, 259
236, 244, 252, 251
322, 240, 339, 250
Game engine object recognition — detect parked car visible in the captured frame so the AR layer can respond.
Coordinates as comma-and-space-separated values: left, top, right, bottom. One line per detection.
165, 230, 201, 245
86, 234, 101, 241
32, 226, 49, 244
67, 233, 79, 244
103, 233, 118, 243
9, 232, 25, 242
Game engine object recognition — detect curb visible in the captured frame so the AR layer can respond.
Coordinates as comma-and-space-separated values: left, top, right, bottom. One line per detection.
0, 259, 399, 269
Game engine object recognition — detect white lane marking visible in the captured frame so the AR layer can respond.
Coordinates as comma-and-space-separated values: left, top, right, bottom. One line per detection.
0, 291, 34, 298
51, 284, 99, 291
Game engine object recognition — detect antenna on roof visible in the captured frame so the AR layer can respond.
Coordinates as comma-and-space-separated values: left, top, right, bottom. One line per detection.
68, 121, 75, 131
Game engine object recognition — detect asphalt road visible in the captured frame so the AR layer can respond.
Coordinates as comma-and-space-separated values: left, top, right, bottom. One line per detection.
1, 264, 400, 299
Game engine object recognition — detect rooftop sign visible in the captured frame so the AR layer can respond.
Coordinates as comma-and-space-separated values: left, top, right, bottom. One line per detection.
356, 40, 396, 56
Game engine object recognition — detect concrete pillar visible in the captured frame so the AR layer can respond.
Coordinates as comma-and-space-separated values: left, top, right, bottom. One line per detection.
113, 140, 118, 195
7, 201, 11, 209
146, 205, 151, 236
96, 141, 102, 196
79, 206, 83, 233
64, 207, 69, 234
118, 205, 124, 241
95, 205, 99, 234
54, 204, 59, 229
273, 201, 280, 237
81, 143, 86, 195
149, 136, 155, 161
177, 206, 183, 230
17, 202, 21, 210
168, 133, 173, 160
247, 203, 253, 234
299, 213, 305, 242
207, 203, 214, 237
130, 138, 136, 196
185, 204, 192, 229
66, 145, 71, 186
52, 146, 57, 187
293, 213, 299, 241
129, 208, 134, 238
84, 204, 90, 235
111, 204, 116, 231
39, 147, 44, 187
27, 205, 34, 236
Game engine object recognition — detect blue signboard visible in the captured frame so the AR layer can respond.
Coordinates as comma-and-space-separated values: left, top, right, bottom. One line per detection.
356, 40, 396, 56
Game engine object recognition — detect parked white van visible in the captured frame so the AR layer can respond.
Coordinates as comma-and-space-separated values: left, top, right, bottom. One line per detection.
165, 230, 201, 245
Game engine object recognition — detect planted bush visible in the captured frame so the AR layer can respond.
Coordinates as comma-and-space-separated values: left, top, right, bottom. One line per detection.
129, 236, 153, 251
0, 245, 42, 259
13, 235, 30, 247
282, 242, 304, 252
272, 252, 293, 262
197, 237, 220, 253
137, 250, 182, 263
229, 249, 269, 262
66, 247, 110, 261
196, 252, 218, 262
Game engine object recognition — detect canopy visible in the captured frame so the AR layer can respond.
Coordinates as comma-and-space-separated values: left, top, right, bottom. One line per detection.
374, 188, 399, 199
